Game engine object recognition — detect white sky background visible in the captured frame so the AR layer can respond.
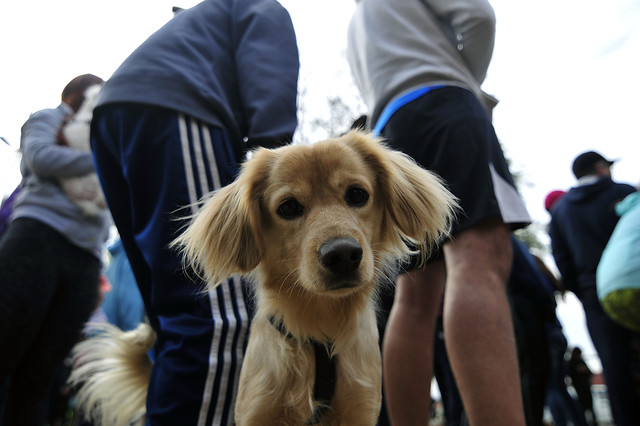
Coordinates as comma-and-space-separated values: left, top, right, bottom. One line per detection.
1, 0, 639, 371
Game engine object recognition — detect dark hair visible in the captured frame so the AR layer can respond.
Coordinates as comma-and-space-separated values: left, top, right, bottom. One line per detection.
61, 74, 104, 101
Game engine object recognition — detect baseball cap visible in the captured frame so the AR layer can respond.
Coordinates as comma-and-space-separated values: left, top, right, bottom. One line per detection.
572, 151, 615, 179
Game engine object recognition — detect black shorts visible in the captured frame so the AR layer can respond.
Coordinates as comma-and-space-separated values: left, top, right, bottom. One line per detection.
381, 86, 530, 269
382, 86, 530, 236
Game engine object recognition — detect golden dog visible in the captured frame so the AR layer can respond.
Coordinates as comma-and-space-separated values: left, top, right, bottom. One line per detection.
70, 131, 456, 426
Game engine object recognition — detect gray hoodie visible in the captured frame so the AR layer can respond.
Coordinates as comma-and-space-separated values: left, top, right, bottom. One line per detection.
347, 0, 498, 127
13, 103, 110, 260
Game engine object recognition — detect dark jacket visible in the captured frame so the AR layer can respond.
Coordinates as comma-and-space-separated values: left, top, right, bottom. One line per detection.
508, 237, 557, 323
549, 177, 636, 296
96, 0, 299, 153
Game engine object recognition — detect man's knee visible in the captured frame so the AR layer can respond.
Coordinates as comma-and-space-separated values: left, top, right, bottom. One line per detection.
445, 217, 513, 285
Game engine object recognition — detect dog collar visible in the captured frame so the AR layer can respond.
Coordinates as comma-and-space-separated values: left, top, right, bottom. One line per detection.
268, 315, 336, 424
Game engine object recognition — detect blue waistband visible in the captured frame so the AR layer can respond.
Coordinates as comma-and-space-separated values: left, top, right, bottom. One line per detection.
372, 85, 444, 136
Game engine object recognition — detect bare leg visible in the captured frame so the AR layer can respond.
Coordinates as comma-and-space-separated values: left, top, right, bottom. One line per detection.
443, 219, 525, 426
383, 259, 446, 425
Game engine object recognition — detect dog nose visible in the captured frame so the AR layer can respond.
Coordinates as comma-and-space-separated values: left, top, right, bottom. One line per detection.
318, 237, 363, 276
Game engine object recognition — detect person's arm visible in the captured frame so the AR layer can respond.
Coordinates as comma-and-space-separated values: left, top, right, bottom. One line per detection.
233, 0, 300, 150
531, 253, 565, 294
20, 108, 95, 178
422, 0, 496, 83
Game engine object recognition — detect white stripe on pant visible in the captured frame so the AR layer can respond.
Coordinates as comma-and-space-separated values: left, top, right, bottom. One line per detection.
179, 114, 249, 426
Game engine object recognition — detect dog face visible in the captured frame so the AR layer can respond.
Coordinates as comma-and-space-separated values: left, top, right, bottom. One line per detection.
258, 137, 389, 298
176, 131, 456, 300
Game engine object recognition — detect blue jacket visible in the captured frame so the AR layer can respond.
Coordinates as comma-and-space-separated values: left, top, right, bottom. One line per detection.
102, 239, 145, 331
95, 0, 299, 153
596, 191, 640, 300
13, 103, 110, 260
549, 177, 636, 296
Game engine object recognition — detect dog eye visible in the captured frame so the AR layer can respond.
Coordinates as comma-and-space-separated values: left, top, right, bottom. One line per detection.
345, 186, 369, 207
277, 198, 304, 219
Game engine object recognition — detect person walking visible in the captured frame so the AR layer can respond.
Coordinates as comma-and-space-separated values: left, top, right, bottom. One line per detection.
89, 1, 299, 424
568, 347, 597, 425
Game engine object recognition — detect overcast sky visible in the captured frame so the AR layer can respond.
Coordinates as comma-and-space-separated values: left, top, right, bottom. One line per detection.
2, 0, 639, 370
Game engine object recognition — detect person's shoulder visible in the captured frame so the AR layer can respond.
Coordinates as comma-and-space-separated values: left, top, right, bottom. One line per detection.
25, 104, 66, 123
607, 180, 637, 196
551, 192, 572, 213
614, 181, 637, 192
549, 195, 578, 231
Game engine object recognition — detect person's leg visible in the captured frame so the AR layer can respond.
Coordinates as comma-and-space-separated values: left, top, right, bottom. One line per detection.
92, 105, 250, 425
433, 315, 465, 426
443, 219, 525, 426
8, 249, 99, 426
0, 219, 56, 380
0, 219, 61, 425
511, 301, 550, 426
580, 289, 640, 426
0, 220, 100, 425
546, 326, 588, 426
383, 258, 445, 425
376, 279, 395, 426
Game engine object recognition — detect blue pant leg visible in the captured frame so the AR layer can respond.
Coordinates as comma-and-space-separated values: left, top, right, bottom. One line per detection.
92, 105, 250, 426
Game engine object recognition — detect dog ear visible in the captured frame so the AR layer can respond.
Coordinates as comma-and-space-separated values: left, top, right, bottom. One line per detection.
173, 150, 273, 288
343, 130, 458, 254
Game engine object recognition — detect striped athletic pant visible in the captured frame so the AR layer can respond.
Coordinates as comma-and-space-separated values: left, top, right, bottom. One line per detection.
91, 103, 252, 425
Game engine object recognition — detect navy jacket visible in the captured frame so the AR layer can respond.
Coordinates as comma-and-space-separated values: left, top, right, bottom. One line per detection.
96, 0, 299, 152
549, 177, 636, 296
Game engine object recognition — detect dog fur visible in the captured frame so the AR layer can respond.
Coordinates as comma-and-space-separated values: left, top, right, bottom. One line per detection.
70, 322, 153, 426
69, 131, 456, 426
58, 83, 107, 216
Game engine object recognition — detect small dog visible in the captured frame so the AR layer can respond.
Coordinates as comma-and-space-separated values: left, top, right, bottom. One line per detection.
69, 131, 456, 425
57, 83, 107, 216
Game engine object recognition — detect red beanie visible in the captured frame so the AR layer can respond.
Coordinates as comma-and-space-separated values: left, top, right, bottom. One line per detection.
544, 190, 566, 212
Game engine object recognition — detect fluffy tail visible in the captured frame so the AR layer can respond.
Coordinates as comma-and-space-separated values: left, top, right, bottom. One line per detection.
69, 322, 155, 426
